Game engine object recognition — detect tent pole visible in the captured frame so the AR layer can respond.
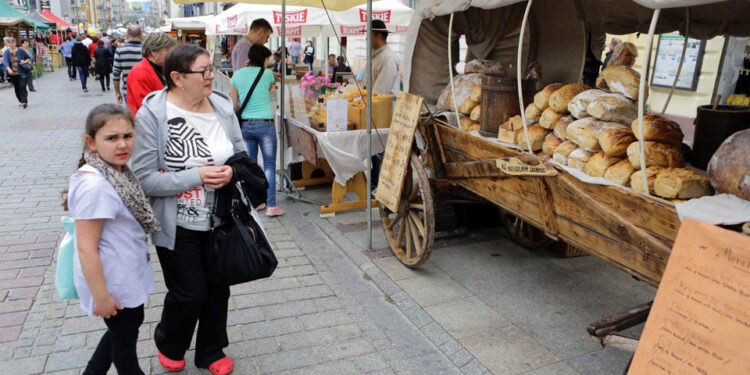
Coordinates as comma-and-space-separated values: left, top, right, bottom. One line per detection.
517, 0, 533, 154
366, 0, 373, 250
637, 8, 661, 196
279, 0, 287, 193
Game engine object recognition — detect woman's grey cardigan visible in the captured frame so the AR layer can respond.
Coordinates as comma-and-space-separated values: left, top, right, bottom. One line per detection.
132, 88, 248, 250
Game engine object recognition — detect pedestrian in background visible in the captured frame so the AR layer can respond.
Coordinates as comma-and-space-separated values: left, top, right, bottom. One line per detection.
113, 25, 143, 105
288, 37, 301, 65
93, 40, 112, 92
65, 103, 159, 375
303, 40, 314, 71
3, 37, 31, 108
126, 32, 176, 116
59, 35, 76, 80
72, 35, 91, 92
230, 44, 283, 217
20, 38, 36, 92
132, 44, 245, 375
601, 38, 621, 69
230, 18, 273, 72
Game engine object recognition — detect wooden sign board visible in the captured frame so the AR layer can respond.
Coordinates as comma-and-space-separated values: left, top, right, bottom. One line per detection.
629, 218, 750, 374
496, 157, 557, 176
375, 92, 424, 213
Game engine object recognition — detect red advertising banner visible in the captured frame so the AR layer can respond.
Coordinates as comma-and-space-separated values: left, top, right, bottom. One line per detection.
359, 9, 391, 23
276, 26, 302, 37
273, 10, 308, 24
340, 25, 366, 36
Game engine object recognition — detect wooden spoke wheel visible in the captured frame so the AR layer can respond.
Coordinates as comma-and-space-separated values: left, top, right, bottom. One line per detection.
499, 210, 553, 249
380, 153, 435, 267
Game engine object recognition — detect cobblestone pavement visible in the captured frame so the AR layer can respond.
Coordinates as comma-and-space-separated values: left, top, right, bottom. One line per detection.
0, 71, 479, 374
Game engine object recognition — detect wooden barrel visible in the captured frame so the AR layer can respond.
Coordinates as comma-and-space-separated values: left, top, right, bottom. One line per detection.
479, 76, 536, 137
691, 105, 750, 169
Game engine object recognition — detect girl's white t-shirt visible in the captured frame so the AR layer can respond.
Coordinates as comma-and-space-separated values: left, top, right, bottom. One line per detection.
165, 101, 234, 231
68, 165, 154, 316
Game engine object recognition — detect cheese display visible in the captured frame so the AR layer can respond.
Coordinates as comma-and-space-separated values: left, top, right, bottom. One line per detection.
707, 129, 750, 200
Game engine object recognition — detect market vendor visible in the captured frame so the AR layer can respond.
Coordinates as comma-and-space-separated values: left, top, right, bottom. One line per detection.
368, 19, 400, 98
610, 42, 637, 68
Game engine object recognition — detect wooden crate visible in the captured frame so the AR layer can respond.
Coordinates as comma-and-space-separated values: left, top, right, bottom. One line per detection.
348, 99, 393, 130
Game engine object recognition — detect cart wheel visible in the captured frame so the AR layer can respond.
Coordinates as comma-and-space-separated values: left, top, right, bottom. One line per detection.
380, 152, 435, 267
499, 210, 553, 249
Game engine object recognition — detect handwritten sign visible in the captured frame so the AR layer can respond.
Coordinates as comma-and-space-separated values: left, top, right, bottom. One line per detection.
496, 157, 557, 176
375, 92, 424, 212
629, 218, 750, 374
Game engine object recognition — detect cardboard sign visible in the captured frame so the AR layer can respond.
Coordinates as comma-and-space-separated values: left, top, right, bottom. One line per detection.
629, 218, 750, 374
375, 92, 423, 212
496, 157, 557, 176
325, 99, 348, 132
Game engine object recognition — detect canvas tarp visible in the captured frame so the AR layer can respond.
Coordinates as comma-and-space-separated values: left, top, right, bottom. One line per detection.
405, 0, 750, 105
173, 0, 368, 12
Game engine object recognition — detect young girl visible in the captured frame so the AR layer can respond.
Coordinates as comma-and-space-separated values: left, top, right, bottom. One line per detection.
65, 103, 160, 374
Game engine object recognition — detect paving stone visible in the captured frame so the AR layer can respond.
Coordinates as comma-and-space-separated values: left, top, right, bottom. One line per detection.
233, 290, 287, 309
225, 337, 281, 359
425, 296, 511, 340
314, 338, 376, 362
0, 311, 27, 327
60, 316, 106, 335
460, 359, 490, 375
4, 356, 47, 374
440, 339, 474, 367
0, 299, 33, 313
256, 347, 320, 373
283, 285, 335, 302
459, 326, 559, 375
355, 352, 390, 372
226, 307, 265, 326
242, 317, 303, 339
275, 325, 362, 351
298, 310, 351, 330
13, 346, 32, 358
421, 321, 452, 346
262, 300, 317, 321
294, 359, 360, 374
53, 333, 87, 352
45, 349, 95, 371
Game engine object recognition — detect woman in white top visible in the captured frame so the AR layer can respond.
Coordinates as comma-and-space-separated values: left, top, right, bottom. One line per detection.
131, 43, 246, 375
66, 103, 160, 375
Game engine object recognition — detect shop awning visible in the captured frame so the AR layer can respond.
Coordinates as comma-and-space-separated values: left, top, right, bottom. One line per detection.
40, 9, 73, 28
0, 0, 50, 31
29, 11, 54, 27
173, 0, 367, 12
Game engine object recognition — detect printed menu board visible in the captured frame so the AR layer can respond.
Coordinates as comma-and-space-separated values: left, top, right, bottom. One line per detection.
629, 218, 750, 374
651, 33, 706, 91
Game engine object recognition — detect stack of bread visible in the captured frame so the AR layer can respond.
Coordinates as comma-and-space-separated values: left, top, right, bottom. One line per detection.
457, 85, 482, 132
498, 82, 590, 156
528, 66, 713, 201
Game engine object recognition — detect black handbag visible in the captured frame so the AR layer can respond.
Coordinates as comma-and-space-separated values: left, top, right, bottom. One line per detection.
20, 62, 33, 72
205, 184, 277, 285
236, 67, 265, 124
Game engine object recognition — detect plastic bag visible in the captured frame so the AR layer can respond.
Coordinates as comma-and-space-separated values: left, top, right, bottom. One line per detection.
55, 216, 78, 299
435, 73, 485, 112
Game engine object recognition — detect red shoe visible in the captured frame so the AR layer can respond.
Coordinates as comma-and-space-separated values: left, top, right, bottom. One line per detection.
208, 357, 234, 375
158, 350, 186, 372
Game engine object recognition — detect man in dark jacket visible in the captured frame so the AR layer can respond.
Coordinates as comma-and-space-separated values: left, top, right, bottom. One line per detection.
71, 35, 91, 92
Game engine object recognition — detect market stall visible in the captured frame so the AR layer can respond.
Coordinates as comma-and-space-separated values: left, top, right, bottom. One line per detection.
165, 15, 214, 46
375, 0, 750, 354
0, 0, 46, 41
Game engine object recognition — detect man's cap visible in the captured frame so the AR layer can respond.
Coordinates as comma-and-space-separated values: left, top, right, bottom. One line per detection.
372, 19, 389, 33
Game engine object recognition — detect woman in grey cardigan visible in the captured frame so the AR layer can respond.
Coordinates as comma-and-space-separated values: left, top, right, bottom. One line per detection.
132, 44, 245, 375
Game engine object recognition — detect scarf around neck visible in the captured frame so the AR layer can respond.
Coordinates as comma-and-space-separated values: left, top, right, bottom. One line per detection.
84, 150, 161, 234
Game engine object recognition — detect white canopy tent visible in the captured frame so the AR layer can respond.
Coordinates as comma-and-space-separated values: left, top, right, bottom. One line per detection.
165, 15, 217, 31
205, 0, 412, 36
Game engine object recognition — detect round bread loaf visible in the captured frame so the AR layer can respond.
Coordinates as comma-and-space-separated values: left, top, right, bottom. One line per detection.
534, 83, 564, 111
548, 83, 592, 113
708, 129, 750, 200
630, 114, 684, 146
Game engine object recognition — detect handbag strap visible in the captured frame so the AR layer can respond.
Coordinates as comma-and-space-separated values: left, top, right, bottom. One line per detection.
237, 67, 265, 120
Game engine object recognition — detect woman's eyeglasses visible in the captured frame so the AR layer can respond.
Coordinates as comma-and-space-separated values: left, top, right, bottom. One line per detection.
183, 65, 216, 79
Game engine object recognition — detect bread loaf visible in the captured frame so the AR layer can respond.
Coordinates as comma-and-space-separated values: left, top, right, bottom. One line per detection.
470, 85, 482, 103
567, 118, 627, 152
534, 83, 564, 110
631, 166, 665, 194
587, 93, 637, 124
567, 149, 594, 170
630, 114, 684, 146
459, 116, 480, 132
585, 152, 624, 178
627, 141, 685, 169
598, 128, 637, 157
596, 65, 644, 101
553, 141, 577, 165
549, 83, 592, 113
654, 168, 713, 199
525, 103, 543, 121
567, 89, 608, 118
604, 159, 635, 186
460, 97, 479, 115
553, 115, 575, 141
470, 105, 481, 122
707, 129, 750, 200
497, 115, 526, 144
539, 107, 566, 129
542, 134, 562, 155
516, 124, 551, 152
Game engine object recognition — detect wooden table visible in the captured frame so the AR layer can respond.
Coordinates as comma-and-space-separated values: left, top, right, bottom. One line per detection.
285, 117, 380, 216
